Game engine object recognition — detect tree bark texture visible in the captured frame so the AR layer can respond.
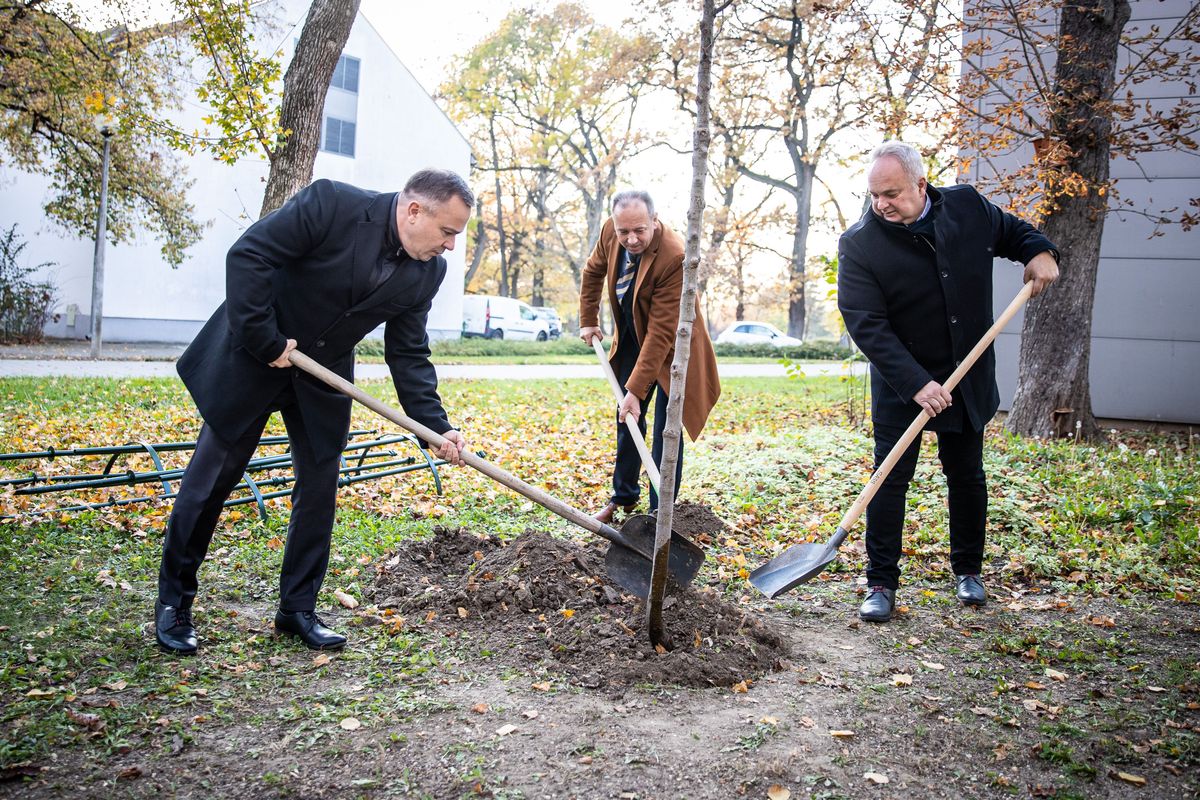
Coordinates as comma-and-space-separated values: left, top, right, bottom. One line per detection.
259, 0, 360, 216
1006, 0, 1130, 440
646, 0, 718, 647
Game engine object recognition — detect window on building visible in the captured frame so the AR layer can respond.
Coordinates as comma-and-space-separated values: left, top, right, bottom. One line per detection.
330, 55, 360, 93
321, 117, 356, 157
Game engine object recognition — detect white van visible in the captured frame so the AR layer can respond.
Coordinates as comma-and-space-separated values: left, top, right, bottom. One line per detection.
461, 295, 551, 341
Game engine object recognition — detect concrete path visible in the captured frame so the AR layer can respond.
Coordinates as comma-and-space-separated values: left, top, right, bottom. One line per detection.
0, 340, 864, 380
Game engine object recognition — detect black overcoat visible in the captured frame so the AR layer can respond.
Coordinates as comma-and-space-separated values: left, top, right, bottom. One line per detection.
177, 179, 451, 459
837, 184, 1056, 432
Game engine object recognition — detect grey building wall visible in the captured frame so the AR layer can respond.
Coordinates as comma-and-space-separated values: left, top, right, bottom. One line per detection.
966, 0, 1199, 424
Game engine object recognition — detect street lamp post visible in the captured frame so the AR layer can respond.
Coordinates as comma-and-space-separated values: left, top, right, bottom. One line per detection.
89, 115, 114, 360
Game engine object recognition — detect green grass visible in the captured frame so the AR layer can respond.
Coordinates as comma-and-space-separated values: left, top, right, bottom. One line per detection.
0, 373, 1197, 779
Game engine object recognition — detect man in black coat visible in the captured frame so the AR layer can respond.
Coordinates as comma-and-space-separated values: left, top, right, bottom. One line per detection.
838, 141, 1059, 623
155, 170, 472, 653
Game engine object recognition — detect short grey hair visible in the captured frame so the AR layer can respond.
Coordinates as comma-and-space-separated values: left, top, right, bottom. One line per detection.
869, 141, 926, 185
402, 168, 474, 208
612, 190, 655, 217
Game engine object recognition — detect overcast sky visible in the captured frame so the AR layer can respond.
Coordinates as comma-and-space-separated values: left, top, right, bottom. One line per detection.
358, 0, 641, 96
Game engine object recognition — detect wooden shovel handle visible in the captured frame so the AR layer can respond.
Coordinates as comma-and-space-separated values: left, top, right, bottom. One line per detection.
287, 350, 647, 556
837, 281, 1033, 532
591, 338, 661, 491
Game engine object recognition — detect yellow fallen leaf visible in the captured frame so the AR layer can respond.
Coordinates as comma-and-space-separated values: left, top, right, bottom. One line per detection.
892, 673, 913, 686
457, 607, 469, 619
920, 660, 945, 671
471, 703, 490, 714
265, 536, 284, 551
531, 682, 551, 692
26, 688, 55, 697
864, 772, 889, 785
759, 716, 779, 726
830, 730, 855, 738
312, 653, 331, 667
1113, 771, 1146, 786
1045, 668, 1068, 681
731, 680, 749, 693
339, 717, 361, 731
333, 589, 359, 609
495, 724, 517, 736
1024, 681, 1045, 690
559, 608, 575, 619
767, 785, 791, 800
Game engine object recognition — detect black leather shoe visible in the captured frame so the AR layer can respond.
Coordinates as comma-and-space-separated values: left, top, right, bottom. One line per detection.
593, 501, 637, 525
155, 600, 198, 655
858, 586, 896, 623
274, 610, 347, 650
956, 574, 987, 606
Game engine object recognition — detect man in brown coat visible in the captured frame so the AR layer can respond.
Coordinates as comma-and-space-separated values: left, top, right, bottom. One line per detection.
579, 190, 720, 523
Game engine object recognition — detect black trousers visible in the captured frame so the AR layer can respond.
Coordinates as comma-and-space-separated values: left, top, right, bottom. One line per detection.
610, 338, 683, 511
158, 389, 347, 612
864, 422, 987, 590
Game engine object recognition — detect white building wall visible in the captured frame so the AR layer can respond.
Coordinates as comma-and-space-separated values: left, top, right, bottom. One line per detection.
0, 0, 470, 343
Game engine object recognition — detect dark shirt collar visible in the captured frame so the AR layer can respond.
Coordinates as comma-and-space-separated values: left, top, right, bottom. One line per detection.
386, 193, 406, 259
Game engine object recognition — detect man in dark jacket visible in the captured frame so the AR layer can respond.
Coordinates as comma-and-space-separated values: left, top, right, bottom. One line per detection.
155, 170, 471, 654
838, 142, 1058, 623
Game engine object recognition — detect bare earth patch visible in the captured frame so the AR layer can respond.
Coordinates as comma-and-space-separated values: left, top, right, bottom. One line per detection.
3, 509, 1197, 800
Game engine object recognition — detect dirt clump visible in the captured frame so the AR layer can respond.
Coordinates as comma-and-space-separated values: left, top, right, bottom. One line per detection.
371, 525, 787, 690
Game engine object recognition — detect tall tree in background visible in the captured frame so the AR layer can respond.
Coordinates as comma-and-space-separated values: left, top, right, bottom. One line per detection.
0, 0, 204, 265
443, 3, 654, 307
944, 0, 1198, 439
717, 0, 945, 339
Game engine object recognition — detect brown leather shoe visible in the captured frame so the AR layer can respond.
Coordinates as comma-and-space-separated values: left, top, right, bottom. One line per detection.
593, 501, 636, 525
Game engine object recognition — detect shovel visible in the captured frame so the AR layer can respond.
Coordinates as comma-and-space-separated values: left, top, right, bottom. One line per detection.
591, 337, 662, 491
749, 282, 1034, 598
288, 351, 704, 598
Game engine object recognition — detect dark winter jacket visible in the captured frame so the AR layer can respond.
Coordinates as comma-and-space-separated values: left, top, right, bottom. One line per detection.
837, 184, 1056, 432
176, 179, 451, 460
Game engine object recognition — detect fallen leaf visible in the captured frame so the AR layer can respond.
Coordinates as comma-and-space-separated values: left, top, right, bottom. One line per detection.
767, 785, 791, 800
339, 717, 361, 731
559, 609, 575, 619
103, 680, 127, 691
920, 660, 945, 671
863, 772, 889, 785
759, 715, 779, 726
578, 755, 593, 765
892, 673, 913, 686
457, 607, 469, 619
333, 589, 359, 609
1045, 668, 1068, 681
798, 716, 816, 728
522, 709, 539, 719
117, 766, 143, 780
731, 680, 749, 693
312, 653, 331, 668
495, 724, 517, 736
265, 536, 284, 551
829, 730, 855, 738
1146, 686, 1167, 693
971, 706, 997, 717
470, 703, 490, 714
65, 709, 105, 730
1024, 680, 1046, 690
654, 643, 668, 655
1113, 771, 1146, 786
25, 688, 55, 698
531, 681, 551, 692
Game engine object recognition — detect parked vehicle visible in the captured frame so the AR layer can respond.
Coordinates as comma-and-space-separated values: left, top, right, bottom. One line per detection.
461, 295, 550, 341
533, 306, 563, 339
715, 320, 803, 347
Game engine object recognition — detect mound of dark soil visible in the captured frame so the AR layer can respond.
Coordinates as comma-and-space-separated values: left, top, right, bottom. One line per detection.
371, 524, 787, 690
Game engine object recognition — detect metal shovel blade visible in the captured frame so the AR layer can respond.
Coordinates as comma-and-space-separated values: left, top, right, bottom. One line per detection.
748, 527, 847, 599
603, 514, 706, 599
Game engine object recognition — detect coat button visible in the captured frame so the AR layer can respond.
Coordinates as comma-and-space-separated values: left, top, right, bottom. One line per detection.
941, 271, 949, 278
950, 316, 958, 324
344, 312, 352, 318
316, 340, 326, 348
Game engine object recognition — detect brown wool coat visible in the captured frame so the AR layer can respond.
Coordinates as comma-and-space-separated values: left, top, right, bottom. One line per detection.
579, 218, 720, 441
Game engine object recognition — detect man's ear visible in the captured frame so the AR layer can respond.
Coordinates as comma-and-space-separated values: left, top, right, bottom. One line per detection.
405, 199, 422, 223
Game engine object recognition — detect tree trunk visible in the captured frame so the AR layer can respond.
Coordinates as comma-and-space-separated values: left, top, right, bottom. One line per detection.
647, 0, 718, 648
488, 114, 510, 298
1006, 0, 1130, 441
785, 163, 815, 339
259, 0, 360, 216
464, 197, 487, 287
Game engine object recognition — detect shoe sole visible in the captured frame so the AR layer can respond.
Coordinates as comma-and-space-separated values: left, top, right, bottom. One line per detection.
859, 613, 893, 623
958, 598, 987, 607
155, 633, 197, 655
275, 629, 347, 651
